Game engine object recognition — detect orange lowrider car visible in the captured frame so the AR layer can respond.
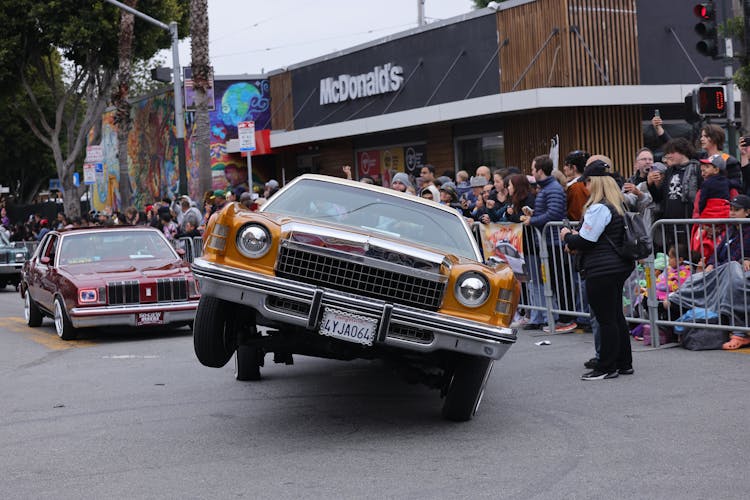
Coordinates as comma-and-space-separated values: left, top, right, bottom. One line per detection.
192, 175, 519, 421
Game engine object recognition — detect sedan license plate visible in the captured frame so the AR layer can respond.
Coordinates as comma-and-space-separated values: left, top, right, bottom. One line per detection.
319, 308, 377, 346
136, 311, 164, 326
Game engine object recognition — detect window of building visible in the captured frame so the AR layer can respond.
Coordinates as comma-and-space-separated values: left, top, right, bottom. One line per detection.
454, 133, 505, 172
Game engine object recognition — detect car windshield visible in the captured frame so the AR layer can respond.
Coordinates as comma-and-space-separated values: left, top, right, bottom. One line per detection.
58, 230, 177, 265
263, 178, 478, 260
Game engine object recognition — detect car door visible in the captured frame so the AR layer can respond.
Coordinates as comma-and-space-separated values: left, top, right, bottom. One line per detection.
25, 233, 49, 306
36, 234, 59, 311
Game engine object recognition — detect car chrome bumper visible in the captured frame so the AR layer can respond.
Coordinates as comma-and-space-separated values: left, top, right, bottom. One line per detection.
69, 301, 198, 328
0, 263, 23, 276
192, 258, 516, 360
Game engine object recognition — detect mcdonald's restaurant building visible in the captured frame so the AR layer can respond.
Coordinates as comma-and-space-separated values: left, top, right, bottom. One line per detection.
261, 0, 731, 185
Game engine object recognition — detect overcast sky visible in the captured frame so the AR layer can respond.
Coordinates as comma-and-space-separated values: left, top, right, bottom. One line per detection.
159, 0, 476, 76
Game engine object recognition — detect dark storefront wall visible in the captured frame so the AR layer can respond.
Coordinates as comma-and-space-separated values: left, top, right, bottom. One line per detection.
637, 0, 727, 85
290, 14, 500, 130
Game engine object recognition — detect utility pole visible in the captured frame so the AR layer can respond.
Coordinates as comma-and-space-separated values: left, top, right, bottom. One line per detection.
103, 0, 188, 196
417, 0, 426, 26
720, 0, 738, 154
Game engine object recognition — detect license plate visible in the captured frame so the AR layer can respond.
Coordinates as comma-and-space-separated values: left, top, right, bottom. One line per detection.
136, 311, 164, 326
319, 308, 377, 346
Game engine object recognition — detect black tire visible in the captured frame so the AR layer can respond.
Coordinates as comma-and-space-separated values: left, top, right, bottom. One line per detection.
24, 291, 43, 327
235, 345, 262, 381
441, 354, 494, 422
54, 296, 77, 340
193, 295, 236, 368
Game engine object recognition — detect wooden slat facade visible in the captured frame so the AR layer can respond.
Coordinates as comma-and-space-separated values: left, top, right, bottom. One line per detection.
503, 105, 642, 178
498, 0, 639, 90
269, 72, 294, 131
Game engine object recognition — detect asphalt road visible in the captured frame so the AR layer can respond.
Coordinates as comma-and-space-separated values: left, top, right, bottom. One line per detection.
0, 288, 747, 500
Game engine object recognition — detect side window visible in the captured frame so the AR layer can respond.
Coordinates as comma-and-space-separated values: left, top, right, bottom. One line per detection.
43, 235, 59, 264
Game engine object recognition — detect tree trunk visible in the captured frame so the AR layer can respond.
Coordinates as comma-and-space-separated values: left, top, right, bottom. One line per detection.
113, 0, 136, 211
190, 0, 212, 198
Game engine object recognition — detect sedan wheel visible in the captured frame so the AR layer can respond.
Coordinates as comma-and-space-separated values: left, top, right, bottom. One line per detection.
54, 297, 77, 340
24, 292, 43, 327
441, 354, 494, 422
193, 295, 236, 368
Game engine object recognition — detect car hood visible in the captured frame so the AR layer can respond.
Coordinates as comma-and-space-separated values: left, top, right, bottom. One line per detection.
57, 260, 190, 281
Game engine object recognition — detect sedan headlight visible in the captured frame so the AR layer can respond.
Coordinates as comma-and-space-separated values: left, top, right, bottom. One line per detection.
236, 224, 271, 258
454, 272, 490, 308
14, 252, 26, 262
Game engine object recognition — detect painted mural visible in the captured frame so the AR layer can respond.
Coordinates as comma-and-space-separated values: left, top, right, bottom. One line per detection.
92, 78, 271, 211
208, 79, 271, 194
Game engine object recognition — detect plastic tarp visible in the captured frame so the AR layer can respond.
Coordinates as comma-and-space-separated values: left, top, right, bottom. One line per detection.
667, 261, 750, 326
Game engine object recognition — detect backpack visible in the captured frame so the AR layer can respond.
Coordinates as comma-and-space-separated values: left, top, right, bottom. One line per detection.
605, 208, 652, 261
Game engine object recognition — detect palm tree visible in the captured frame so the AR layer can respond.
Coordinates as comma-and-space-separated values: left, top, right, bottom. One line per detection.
112, 0, 136, 211
190, 0, 211, 198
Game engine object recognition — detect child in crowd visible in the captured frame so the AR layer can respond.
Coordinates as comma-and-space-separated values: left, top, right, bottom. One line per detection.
656, 243, 691, 305
696, 154, 730, 218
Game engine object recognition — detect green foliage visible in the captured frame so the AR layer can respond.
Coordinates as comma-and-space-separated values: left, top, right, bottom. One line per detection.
472, 0, 508, 8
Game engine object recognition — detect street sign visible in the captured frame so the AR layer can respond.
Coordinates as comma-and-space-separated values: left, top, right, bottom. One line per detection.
83, 163, 96, 185
86, 145, 103, 163
238, 121, 256, 152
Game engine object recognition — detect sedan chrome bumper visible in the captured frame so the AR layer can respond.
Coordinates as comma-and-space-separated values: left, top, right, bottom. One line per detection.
0, 263, 24, 276
192, 258, 516, 360
69, 301, 198, 328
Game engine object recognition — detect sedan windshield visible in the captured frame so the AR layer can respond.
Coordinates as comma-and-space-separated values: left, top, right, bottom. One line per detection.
59, 231, 177, 265
263, 179, 478, 260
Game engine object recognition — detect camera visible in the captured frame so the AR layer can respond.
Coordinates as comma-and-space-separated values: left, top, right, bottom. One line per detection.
562, 218, 572, 230
741, 136, 750, 147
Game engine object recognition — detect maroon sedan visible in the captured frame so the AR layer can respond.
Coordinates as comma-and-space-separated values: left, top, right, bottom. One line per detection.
21, 226, 200, 340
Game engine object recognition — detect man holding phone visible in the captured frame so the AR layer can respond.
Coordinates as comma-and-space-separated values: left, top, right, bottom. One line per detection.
740, 136, 750, 195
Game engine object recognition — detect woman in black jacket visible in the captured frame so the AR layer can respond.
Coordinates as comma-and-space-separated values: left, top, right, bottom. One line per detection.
561, 161, 635, 380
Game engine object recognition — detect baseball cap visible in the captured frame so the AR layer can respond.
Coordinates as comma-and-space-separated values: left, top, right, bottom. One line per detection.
699, 153, 726, 171
213, 189, 226, 198
581, 159, 612, 181
729, 194, 750, 210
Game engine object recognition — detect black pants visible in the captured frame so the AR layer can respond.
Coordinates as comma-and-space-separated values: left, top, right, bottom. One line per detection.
585, 271, 632, 372
549, 245, 576, 323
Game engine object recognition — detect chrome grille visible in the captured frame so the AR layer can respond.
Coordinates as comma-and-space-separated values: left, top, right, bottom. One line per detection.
276, 245, 445, 310
0, 254, 8, 264
157, 278, 188, 301
387, 325, 435, 344
267, 296, 311, 316
107, 280, 139, 305
107, 278, 188, 305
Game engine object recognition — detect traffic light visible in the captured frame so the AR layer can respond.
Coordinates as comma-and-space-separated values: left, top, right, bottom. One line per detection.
694, 2, 719, 58
693, 85, 726, 117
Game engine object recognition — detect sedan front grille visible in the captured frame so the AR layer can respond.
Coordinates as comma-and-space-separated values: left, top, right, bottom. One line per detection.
157, 278, 188, 302
107, 278, 188, 305
276, 245, 445, 310
107, 280, 139, 305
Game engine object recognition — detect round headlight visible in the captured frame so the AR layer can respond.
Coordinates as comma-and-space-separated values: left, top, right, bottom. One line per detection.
236, 224, 271, 258
15, 252, 26, 262
454, 272, 490, 308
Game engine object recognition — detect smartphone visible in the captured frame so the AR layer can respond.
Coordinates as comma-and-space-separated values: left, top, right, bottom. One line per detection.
562, 218, 572, 230
522, 206, 533, 216
654, 109, 660, 118
741, 135, 750, 147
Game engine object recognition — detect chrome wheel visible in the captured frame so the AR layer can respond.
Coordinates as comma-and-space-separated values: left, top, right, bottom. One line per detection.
24, 293, 30, 322
54, 300, 64, 337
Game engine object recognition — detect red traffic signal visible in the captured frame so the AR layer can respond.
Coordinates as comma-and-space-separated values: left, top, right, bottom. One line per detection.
693, 2, 718, 58
694, 3, 714, 20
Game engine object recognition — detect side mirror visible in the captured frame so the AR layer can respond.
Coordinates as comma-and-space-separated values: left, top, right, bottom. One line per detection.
40, 256, 50, 265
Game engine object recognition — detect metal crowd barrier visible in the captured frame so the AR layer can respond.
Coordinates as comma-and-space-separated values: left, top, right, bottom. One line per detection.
172, 236, 205, 263
510, 217, 750, 349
